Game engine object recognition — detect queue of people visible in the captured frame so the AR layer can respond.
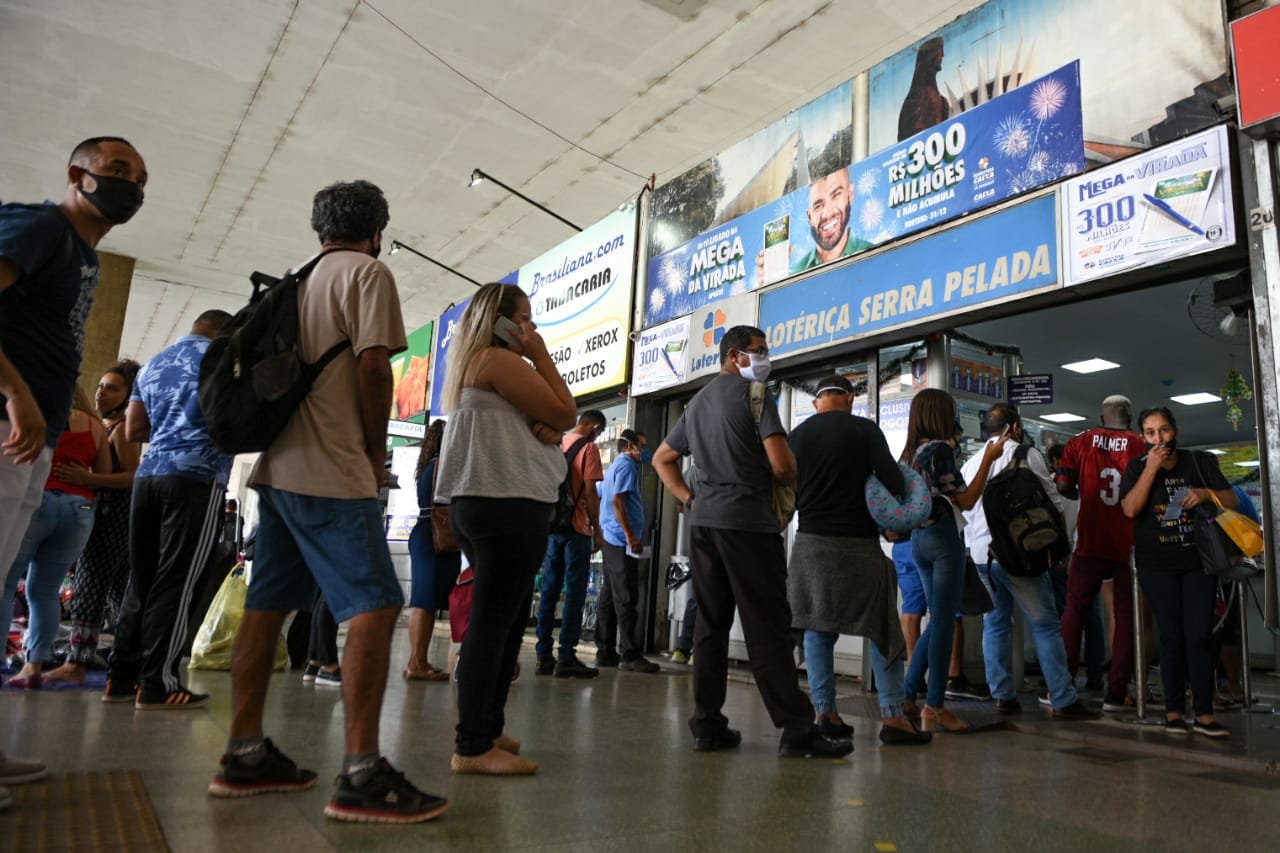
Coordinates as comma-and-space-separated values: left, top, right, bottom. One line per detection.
0, 136, 1252, 824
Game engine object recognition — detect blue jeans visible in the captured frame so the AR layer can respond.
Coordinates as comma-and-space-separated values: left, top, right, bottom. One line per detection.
804, 630, 905, 718
536, 531, 592, 661
2, 490, 96, 662
978, 561, 1078, 709
904, 522, 965, 707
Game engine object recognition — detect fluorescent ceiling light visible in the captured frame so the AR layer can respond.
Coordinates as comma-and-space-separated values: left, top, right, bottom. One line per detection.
1042, 412, 1087, 423
1061, 358, 1120, 374
1170, 392, 1222, 405
1206, 449, 1227, 456
1234, 460, 1261, 468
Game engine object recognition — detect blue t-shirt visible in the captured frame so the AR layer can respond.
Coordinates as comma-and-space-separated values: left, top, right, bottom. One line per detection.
133, 335, 232, 485
599, 454, 644, 548
0, 203, 99, 446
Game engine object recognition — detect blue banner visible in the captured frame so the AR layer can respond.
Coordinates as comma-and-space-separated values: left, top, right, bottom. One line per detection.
758, 193, 1059, 358
644, 63, 1082, 328
428, 299, 471, 417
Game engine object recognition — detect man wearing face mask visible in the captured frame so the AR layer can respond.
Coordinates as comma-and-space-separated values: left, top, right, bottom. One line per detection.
595, 429, 660, 672
652, 326, 852, 759
0, 136, 146, 806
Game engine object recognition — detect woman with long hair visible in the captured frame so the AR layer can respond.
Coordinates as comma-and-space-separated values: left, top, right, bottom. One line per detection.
434, 283, 575, 775
45, 360, 143, 683
403, 419, 460, 681
1120, 406, 1236, 737
2, 386, 111, 688
900, 388, 1005, 731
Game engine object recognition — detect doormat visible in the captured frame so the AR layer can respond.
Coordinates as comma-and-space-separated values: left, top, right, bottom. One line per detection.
0, 771, 168, 851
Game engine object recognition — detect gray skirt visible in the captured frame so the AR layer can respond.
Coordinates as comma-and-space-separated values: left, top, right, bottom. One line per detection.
787, 531, 906, 664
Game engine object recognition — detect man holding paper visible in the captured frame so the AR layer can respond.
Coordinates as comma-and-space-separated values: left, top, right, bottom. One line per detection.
595, 429, 660, 673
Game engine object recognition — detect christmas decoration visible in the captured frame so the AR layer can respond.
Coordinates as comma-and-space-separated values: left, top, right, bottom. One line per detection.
1221, 366, 1252, 431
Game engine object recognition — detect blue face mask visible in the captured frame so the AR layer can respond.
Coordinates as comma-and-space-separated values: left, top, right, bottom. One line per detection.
639, 449, 653, 465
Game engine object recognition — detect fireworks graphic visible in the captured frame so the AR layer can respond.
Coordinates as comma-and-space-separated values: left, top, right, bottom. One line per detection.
993, 115, 1031, 158
1028, 150, 1050, 174
1008, 169, 1040, 194
871, 229, 895, 245
859, 198, 885, 233
856, 169, 879, 196
1029, 77, 1068, 121
648, 287, 666, 319
661, 256, 684, 296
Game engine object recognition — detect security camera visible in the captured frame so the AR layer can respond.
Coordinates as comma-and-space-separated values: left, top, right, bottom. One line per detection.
1213, 93, 1237, 118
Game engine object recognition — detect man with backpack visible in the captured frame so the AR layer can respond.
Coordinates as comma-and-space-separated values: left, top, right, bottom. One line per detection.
207, 180, 447, 824
0, 135, 147, 809
535, 409, 606, 678
960, 403, 1099, 720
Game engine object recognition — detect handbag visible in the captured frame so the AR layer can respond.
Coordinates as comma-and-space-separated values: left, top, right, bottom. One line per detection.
1187, 453, 1260, 579
959, 556, 995, 616
429, 461, 460, 554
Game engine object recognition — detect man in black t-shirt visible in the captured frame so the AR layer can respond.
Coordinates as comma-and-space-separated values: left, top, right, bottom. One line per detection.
653, 326, 851, 759
787, 375, 930, 746
0, 135, 147, 808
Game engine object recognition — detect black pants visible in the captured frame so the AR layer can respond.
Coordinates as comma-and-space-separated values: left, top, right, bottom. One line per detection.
307, 593, 339, 667
677, 594, 698, 652
451, 497, 551, 756
112, 476, 222, 694
688, 526, 812, 739
596, 542, 643, 659
1138, 567, 1217, 718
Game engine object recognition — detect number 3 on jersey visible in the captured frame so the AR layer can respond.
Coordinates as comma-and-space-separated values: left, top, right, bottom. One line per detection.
1098, 467, 1121, 506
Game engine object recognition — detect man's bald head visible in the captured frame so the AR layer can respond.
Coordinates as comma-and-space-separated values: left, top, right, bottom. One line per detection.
1101, 394, 1132, 430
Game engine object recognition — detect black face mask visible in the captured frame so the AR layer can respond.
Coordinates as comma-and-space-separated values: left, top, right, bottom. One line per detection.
370, 239, 382, 260
79, 171, 144, 224
1145, 437, 1178, 453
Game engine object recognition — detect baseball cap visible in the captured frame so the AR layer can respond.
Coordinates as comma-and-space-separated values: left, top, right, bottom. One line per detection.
815, 374, 854, 396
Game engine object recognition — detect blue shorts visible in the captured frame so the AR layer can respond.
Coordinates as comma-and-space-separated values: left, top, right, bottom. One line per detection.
893, 540, 928, 617
247, 487, 405, 623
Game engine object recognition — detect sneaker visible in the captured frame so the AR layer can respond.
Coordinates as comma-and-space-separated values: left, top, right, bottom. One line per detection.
208, 738, 319, 798
778, 729, 854, 759
325, 758, 450, 823
596, 651, 621, 668
619, 657, 660, 673
136, 687, 210, 710
1193, 720, 1230, 738
994, 698, 1022, 715
944, 676, 989, 701
315, 668, 342, 689
1102, 691, 1131, 712
1053, 700, 1101, 720
878, 725, 932, 746
535, 657, 556, 676
692, 728, 742, 753
1038, 693, 1053, 708
1165, 717, 1191, 735
0, 752, 47, 785
671, 650, 690, 665
102, 677, 137, 704
554, 656, 599, 679
302, 664, 320, 684
817, 717, 854, 738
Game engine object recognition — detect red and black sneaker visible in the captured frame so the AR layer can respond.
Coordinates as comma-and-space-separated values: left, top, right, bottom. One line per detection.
208, 738, 318, 798
135, 686, 209, 710
102, 678, 137, 704
324, 758, 449, 824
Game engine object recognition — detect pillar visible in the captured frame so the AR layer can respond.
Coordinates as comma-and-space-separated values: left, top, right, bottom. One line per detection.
79, 250, 134, 398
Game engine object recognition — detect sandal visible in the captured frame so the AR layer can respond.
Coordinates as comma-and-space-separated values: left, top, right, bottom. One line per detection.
920, 705, 972, 733
403, 665, 450, 682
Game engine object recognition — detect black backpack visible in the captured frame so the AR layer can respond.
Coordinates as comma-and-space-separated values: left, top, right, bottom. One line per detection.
198, 249, 356, 454
982, 444, 1069, 576
549, 436, 593, 536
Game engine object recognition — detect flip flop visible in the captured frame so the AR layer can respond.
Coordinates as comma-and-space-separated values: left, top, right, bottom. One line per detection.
403, 666, 450, 682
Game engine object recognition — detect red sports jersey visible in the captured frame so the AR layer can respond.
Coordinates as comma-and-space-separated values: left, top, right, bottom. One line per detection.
1058, 427, 1145, 561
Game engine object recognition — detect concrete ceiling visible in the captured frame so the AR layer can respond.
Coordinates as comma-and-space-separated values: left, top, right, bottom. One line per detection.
0, 0, 984, 362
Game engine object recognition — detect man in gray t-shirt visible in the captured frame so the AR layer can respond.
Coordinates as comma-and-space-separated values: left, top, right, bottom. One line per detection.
653, 325, 852, 759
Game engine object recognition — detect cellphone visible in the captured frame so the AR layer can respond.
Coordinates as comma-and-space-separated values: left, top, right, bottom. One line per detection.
492, 316, 522, 349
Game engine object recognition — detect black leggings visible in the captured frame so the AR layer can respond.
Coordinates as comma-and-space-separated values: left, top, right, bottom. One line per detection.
1138, 568, 1217, 718
307, 593, 339, 667
450, 497, 551, 756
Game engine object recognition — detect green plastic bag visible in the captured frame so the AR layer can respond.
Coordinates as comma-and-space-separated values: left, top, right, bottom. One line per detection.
189, 566, 288, 671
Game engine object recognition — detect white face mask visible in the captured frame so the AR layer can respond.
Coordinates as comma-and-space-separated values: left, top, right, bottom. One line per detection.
739, 352, 772, 383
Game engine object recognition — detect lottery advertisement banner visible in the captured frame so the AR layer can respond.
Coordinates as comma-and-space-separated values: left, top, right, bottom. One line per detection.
644, 64, 1082, 328
631, 316, 691, 397
388, 321, 434, 438
428, 299, 470, 417
1060, 125, 1235, 286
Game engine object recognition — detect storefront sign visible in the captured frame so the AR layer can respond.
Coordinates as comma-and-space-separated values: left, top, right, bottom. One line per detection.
1232, 5, 1280, 136
644, 65, 1081, 328
1007, 374, 1054, 406
687, 292, 758, 381
759, 194, 1060, 360
507, 206, 637, 398
1061, 125, 1235, 286
428, 299, 470, 417
631, 316, 691, 396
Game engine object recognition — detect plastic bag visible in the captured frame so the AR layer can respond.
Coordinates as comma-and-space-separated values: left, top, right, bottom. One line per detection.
189, 566, 288, 671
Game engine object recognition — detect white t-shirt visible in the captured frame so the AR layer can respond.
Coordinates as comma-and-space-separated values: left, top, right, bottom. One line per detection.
961, 440, 1066, 565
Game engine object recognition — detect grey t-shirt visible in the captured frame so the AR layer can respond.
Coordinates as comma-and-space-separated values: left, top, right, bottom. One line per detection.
665, 373, 784, 533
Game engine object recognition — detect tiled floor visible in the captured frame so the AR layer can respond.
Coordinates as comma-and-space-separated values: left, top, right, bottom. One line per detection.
4, 629, 1280, 851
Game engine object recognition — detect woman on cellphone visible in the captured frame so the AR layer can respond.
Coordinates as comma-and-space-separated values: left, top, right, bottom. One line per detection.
900, 389, 1007, 732
434, 283, 576, 775
1120, 407, 1236, 738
